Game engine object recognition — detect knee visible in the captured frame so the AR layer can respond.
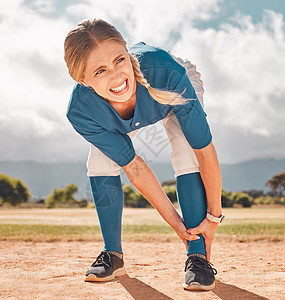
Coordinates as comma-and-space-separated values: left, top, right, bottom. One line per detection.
87, 145, 121, 176
89, 176, 123, 208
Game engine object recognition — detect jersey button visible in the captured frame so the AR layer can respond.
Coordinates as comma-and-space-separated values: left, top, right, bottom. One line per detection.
135, 122, 140, 126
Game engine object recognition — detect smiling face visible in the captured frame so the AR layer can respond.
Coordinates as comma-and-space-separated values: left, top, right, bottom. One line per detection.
81, 40, 136, 105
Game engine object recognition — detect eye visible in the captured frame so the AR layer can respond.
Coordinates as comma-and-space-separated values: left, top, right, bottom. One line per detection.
117, 57, 125, 63
95, 69, 105, 76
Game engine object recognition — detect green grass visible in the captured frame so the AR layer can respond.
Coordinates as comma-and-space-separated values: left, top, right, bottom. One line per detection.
217, 223, 285, 236
0, 224, 100, 242
0, 224, 175, 242
0, 207, 284, 242
0, 222, 284, 242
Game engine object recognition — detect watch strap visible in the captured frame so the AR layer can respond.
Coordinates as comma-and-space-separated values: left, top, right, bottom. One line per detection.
206, 212, 225, 223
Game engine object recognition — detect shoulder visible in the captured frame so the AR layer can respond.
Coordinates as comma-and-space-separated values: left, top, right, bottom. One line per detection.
67, 83, 88, 110
129, 42, 186, 89
66, 83, 102, 121
129, 42, 185, 75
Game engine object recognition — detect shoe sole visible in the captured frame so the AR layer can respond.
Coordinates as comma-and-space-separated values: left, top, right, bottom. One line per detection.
84, 266, 127, 282
183, 281, 215, 291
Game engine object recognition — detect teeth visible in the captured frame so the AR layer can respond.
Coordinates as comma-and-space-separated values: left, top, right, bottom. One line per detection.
111, 80, 127, 93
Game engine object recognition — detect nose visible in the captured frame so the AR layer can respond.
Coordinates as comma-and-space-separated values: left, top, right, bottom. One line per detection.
110, 68, 124, 85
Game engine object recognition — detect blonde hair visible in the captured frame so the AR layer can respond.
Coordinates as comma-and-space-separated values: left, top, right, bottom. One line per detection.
64, 19, 187, 105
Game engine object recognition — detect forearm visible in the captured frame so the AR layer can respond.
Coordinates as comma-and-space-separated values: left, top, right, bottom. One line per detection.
122, 155, 182, 228
194, 142, 222, 217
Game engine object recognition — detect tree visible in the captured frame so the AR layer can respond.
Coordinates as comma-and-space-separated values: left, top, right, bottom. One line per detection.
78, 199, 88, 208
45, 184, 78, 208
123, 185, 150, 208
14, 180, 30, 204
123, 184, 177, 207
123, 185, 136, 205
221, 189, 234, 207
0, 173, 31, 206
242, 189, 264, 199
266, 172, 285, 197
161, 179, 176, 186
64, 184, 78, 202
0, 174, 15, 204
162, 185, 177, 203
254, 195, 285, 205
231, 192, 253, 208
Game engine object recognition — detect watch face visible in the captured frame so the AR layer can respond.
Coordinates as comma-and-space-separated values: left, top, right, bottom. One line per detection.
220, 215, 225, 223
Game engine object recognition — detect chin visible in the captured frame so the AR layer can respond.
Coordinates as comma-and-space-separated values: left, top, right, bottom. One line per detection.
113, 95, 132, 103
108, 91, 134, 103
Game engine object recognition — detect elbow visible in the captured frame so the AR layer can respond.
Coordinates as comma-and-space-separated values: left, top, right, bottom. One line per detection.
122, 154, 138, 170
122, 154, 145, 183
194, 140, 212, 153
194, 141, 218, 162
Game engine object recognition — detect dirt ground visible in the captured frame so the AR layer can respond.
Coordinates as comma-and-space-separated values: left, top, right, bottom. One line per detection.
0, 240, 284, 300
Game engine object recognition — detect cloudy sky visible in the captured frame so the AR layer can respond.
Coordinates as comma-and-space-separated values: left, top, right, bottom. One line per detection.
0, 0, 284, 165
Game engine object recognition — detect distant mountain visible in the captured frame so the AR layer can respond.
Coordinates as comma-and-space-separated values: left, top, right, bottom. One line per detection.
220, 158, 285, 192
0, 158, 284, 200
0, 161, 89, 199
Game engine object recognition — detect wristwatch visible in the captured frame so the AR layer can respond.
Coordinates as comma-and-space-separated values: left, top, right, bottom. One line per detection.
206, 212, 225, 224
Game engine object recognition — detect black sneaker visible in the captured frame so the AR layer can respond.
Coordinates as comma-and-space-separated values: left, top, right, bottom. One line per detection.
183, 255, 217, 290
84, 251, 127, 282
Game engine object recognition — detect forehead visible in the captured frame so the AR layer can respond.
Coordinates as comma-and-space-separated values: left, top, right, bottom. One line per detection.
86, 40, 127, 70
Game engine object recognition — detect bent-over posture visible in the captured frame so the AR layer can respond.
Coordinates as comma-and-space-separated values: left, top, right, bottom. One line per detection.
64, 19, 224, 291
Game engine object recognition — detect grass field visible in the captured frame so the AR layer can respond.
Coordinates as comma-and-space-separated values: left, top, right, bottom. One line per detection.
0, 206, 284, 242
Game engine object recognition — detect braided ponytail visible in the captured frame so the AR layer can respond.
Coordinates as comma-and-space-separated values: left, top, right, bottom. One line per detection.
64, 18, 188, 106
129, 54, 188, 105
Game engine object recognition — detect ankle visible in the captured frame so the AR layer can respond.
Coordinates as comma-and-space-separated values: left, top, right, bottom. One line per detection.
106, 250, 123, 260
188, 252, 206, 260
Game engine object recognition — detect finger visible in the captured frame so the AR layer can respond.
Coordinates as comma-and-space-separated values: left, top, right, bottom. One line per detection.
187, 227, 201, 235
184, 233, 200, 241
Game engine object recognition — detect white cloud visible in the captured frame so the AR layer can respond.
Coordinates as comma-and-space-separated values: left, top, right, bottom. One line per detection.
0, 3, 81, 162
171, 10, 285, 145
65, 0, 222, 46
0, 0, 284, 164
29, 0, 56, 14
0, 0, 24, 17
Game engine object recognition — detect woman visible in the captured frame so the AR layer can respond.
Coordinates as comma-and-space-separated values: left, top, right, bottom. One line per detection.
64, 19, 224, 291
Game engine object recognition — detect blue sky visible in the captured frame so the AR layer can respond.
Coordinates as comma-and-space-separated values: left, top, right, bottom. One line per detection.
0, 0, 284, 165
197, 0, 285, 29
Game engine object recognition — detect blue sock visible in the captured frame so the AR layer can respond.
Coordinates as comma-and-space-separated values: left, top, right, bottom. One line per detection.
176, 172, 207, 256
89, 176, 123, 254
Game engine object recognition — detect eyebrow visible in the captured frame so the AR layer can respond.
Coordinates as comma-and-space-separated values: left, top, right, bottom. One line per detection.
92, 54, 124, 75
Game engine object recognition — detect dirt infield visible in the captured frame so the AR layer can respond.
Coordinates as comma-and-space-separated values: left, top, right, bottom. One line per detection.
0, 240, 284, 300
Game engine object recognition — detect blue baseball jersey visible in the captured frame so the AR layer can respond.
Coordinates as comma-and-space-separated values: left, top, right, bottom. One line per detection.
66, 42, 212, 167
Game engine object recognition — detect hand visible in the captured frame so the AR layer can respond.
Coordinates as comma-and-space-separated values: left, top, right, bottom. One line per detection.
172, 216, 201, 250
187, 218, 218, 261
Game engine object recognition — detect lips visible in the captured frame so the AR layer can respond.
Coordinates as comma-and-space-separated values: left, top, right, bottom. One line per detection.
110, 80, 128, 93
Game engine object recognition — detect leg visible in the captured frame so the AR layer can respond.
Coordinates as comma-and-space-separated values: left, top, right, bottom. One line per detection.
87, 128, 139, 253
89, 175, 124, 253
176, 173, 207, 255
86, 174, 127, 282
163, 112, 206, 255
85, 131, 139, 282
163, 112, 217, 290
87, 143, 123, 253
162, 64, 217, 290
163, 55, 207, 254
